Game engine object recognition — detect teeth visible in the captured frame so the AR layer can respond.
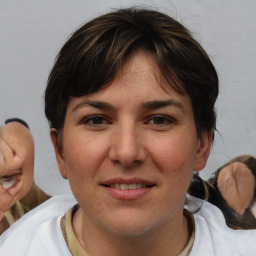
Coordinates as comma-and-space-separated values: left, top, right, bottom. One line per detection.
0, 179, 17, 190
120, 184, 128, 190
128, 184, 136, 190
110, 183, 120, 189
109, 183, 147, 190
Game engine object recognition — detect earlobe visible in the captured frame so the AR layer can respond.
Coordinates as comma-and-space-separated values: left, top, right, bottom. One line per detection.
50, 129, 68, 179
193, 131, 212, 171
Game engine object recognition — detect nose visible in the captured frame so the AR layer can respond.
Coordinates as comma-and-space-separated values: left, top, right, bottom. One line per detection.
109, 124, 146, 167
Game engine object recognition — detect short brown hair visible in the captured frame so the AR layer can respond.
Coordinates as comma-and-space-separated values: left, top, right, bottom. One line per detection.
45, 7, 218, 140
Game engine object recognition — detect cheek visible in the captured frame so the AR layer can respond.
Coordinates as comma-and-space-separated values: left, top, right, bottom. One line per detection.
63, 134, 108, 182
147, 133, 197, 198
149, 134, 197, 174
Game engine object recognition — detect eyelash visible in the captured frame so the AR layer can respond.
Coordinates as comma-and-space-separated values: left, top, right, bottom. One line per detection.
81, 115, 110, 127
146, 115, 177, 126
81, 114, 177, 128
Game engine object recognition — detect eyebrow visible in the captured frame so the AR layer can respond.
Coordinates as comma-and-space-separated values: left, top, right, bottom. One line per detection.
142, 100, 185, 112
72, 100, 114, 112
72, 99, 184, 112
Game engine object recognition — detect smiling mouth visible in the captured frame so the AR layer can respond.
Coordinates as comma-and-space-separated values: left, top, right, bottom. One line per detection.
102, 183, 155, 190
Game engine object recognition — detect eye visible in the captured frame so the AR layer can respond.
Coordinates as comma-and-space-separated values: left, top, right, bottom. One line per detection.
147, 115, 176, 126
81, 115, 110, 127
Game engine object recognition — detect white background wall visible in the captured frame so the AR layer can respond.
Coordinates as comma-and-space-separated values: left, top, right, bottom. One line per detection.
0, 0, 255, 195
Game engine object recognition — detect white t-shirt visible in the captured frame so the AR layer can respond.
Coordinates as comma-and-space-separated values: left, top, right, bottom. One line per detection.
0, 194, 255, 256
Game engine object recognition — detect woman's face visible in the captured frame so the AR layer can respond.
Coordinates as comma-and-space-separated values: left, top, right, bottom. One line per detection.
52, 51, 211, 238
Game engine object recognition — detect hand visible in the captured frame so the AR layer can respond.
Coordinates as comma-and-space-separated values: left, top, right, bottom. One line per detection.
0, 185, 17, 222
0, 121, 34, 207
217, 162, 255, 215
0, 140, 19, 221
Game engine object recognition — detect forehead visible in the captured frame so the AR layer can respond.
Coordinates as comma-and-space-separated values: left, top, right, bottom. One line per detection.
77, 50, 177, 95
66, 51, 194, 118
116, 51, 172, 93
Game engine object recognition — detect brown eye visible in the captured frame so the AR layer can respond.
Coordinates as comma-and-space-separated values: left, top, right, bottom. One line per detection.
82, 115, 110, 126
152, 116, 167, 124
148, 115, 175, 125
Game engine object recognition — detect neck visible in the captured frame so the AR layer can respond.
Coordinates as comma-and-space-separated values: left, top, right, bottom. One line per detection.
73, 207, 190, 256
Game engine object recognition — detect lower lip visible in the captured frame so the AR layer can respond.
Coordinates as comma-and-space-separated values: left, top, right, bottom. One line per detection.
103, 186, 153, 200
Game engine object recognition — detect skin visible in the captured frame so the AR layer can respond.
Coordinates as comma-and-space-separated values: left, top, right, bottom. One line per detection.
0, 122, 34, 220
217, 162, 255, 215
51, 51, 211, 256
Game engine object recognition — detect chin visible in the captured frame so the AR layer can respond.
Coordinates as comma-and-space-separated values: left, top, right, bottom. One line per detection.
111, 224, 152, 238
104, 211, 160, 238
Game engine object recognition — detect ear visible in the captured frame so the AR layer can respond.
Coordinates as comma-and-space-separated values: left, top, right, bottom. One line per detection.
193, 130, 212, 171
50, 128, 68, 179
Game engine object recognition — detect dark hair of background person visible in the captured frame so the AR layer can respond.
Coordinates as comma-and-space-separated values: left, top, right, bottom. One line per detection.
5, 118, 30, 130
188, 155, 256, 229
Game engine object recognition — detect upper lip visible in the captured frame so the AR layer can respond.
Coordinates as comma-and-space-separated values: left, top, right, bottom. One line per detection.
100, 178, 156, 186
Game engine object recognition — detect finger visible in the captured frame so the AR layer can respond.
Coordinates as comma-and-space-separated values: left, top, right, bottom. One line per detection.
0, 210, 5, 222
218, 163, 255, 215
0, 185, 16, 213
0, 140, 13, 168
